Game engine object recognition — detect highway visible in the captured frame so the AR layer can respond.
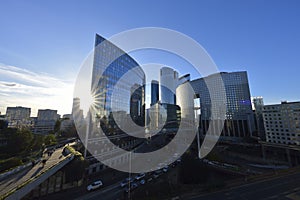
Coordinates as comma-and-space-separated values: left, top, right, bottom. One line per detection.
189, 171, 300, 200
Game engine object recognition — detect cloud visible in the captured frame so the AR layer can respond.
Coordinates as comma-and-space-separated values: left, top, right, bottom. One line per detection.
0, 63, 75, 116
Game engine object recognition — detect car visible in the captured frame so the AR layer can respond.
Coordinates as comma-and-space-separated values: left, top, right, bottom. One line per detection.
163, 166, 169, 173
135, 173, 145, 180
131, 182, 138, 189
120, 181, 128, 187
147, 177, 153, 182
87, 180, 103, 191
120, 177, 134, 187
140, 179, 146, 185
124, 183, 138, 193
153, 174, 160, 179
126, 177, 134, 181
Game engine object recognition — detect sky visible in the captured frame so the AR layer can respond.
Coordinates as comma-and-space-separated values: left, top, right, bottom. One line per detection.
0, 0, 300, 116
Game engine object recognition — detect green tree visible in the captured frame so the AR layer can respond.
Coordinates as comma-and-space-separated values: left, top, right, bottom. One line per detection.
30, 134, 45, 151
54, 119, 61, 133
60, 124, 78, 138
0, 120, 8, 129
10, 128, 33, 154
44, 134, 57, 146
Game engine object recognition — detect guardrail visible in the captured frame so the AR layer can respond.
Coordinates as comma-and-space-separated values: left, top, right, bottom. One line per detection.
2, 153, 74, 200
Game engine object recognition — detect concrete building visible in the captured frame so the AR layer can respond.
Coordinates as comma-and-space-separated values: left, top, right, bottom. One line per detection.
60, 114, 74, 132
5, 106, 31, 128
160, 67, 178, 104
191, 71, 254, 140
263, 101, 300, 145
72, 97, 83, 120
34, 109, 60, 134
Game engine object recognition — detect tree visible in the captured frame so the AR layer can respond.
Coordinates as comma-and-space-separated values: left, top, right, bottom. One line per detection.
44, 134, 57, 146
0, 120, 8, 129
10, 128, 33, 154
30, 134, 45, 151
59, 124, 78, 139
54, 119, 61, 133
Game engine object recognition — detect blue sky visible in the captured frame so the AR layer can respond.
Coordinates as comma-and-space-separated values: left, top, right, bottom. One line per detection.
0, 0, 300, 115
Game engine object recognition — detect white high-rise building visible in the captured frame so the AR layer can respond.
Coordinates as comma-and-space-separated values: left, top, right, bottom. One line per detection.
6, 106, 31, 128
160, 67, 178, 104
263, 101, 300, 145
176, 75, 194, 120
34, 109, 60, 134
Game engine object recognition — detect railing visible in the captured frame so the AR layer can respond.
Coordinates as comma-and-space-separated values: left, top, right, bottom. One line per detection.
2, 154, 74, 200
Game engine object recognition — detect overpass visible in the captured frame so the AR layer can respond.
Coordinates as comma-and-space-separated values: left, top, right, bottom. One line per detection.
0, 145, 74, 200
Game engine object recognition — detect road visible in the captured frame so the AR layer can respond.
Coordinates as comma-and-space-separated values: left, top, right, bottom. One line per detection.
189, 171, 300, 200
74, 182, 123, 200
73, 166, 176, 200
41, 134, 182, 200
0, 145, 69, 198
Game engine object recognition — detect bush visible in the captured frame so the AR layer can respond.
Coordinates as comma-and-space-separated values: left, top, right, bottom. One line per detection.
0, 157, 23, 172
44, 134, 57, 146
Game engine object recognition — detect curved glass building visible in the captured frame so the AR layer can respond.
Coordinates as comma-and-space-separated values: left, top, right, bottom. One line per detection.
77, 34, 146, 169
92, 34, 145, 122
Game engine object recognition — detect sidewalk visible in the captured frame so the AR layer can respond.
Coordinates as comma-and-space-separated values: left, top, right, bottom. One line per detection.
0, 146, 68, 198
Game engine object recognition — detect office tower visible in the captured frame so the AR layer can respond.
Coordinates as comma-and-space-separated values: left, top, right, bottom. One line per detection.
149, 72, 190, 132
6, 106, 31, 128
91, 34, 145, 122
76, 34, 146, 171
130, 83, 145, 126
160, 67, 178, 104
151, 80, 159, 106
191, 71, 254, 139
176, 75, 194, 120
252, 96, 265, 140
263, 101, 300, 145
34, 109, 59, 134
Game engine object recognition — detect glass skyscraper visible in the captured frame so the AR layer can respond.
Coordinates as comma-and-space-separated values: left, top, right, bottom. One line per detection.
82, 34, 146, 165
191, 71, 254, 139
92, 34, 145, 121
160, 67, 178, 104
151, 80, 159, 106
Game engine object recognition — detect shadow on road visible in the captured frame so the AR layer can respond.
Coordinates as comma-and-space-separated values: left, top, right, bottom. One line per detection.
30, 166, 44, 178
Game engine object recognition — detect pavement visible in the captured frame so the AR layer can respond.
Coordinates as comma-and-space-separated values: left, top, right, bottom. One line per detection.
0, 145, 68, 198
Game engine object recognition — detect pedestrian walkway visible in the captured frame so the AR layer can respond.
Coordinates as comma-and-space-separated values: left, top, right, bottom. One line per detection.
0, 145, 71, 199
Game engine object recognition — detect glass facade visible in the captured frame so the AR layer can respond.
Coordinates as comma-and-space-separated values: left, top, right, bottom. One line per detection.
151, 80, 159, 106
92, 34, 145, 119
89, 34, 146, 149
191, 71, 254, 138
160, 67, 178, 104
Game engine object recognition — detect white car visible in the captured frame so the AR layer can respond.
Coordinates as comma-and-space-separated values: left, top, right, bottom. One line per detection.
135, 173, 145, 180
87, 180, 103, 191
163, 166, 169, 173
